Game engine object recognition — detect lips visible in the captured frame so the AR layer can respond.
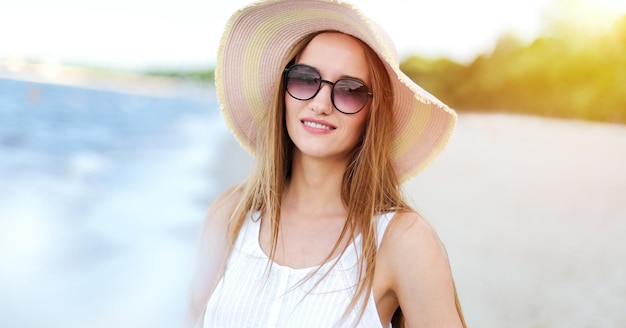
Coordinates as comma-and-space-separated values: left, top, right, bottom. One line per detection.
301, 119, 336, 130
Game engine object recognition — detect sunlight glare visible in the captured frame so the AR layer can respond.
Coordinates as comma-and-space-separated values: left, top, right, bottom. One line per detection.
554, 0, 626, 34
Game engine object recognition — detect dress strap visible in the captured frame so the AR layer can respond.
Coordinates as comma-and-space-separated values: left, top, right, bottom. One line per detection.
375, 212, 396, 248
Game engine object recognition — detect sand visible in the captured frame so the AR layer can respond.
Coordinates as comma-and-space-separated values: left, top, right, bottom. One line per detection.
403, 113, 626, 327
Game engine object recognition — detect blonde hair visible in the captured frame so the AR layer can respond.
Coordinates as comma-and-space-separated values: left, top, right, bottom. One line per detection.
226, 31, 465, 328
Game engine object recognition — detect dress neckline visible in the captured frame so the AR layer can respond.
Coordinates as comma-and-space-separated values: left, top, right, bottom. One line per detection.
247, 212, 361, 275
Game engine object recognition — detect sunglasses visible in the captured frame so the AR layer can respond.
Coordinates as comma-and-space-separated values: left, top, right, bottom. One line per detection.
284, 64, 373, 114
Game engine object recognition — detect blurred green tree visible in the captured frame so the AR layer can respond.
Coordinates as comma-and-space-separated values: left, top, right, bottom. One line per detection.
400, 14, 626, 124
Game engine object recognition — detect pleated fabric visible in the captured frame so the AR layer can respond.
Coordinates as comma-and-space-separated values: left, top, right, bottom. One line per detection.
204, 212, 394, 328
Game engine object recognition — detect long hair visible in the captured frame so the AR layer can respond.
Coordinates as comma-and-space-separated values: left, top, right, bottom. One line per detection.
225, 31, 465, 327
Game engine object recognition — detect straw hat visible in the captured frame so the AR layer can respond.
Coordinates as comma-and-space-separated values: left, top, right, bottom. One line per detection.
215, 0, 456, 182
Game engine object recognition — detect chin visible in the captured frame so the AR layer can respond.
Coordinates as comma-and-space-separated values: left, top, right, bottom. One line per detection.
299, 145, 352, 161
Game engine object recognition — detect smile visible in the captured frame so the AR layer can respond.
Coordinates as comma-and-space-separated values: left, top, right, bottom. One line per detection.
302, 120, 335, 130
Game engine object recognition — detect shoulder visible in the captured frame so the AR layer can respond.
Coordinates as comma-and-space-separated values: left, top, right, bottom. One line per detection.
197, 181, 245, 256
204, 184, 244, 226
381, 211, 443, 255
184, 185, 244, 327
196, 184, 244, 267
378, 211, 463, 326
378, 211, 448, 277
195, 185, 245, 247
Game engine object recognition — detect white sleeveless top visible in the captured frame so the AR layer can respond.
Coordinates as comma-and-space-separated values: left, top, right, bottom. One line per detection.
203, 212, 395, 328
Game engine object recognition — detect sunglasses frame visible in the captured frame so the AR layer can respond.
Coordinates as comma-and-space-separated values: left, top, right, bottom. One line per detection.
284, 64, 373, 114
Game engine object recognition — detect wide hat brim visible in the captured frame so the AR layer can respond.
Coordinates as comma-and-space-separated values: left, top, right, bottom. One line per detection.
216, 0, 457, 182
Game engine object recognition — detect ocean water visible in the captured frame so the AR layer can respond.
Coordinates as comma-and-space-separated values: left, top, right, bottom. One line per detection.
0, 78, 232, 328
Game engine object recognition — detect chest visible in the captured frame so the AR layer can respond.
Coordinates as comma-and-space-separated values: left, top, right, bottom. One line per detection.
259, 214, 353, 269
205, 252, 378, 327
204, 215, 388, 327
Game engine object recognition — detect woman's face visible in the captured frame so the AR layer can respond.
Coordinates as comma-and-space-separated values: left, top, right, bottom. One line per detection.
285, 32, 371, 163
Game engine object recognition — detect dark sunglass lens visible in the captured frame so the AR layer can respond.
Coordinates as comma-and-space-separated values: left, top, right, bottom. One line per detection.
286, 66, 321, 100
333, 79, 370, 113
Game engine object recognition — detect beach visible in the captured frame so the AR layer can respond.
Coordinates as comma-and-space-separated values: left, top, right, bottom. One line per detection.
404, 113, 626, 327
1, 75, 624, 327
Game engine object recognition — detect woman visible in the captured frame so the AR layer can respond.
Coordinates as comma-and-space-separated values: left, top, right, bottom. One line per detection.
185, 0, 466, 327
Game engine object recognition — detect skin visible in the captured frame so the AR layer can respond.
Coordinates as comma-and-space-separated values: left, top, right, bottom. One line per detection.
273, 33, 372, 269
285, 33, 371, 167
185, 32, 462, 328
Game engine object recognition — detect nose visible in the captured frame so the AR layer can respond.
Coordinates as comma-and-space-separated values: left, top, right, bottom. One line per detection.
310, 80, 334, 115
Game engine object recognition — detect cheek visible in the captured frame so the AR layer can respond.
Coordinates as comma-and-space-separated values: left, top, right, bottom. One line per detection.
285, 96, 296, 121
284, 95, 300, 137
344, 109, 370, 145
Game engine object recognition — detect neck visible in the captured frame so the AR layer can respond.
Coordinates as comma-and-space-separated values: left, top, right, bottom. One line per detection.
283, 151, 349, 219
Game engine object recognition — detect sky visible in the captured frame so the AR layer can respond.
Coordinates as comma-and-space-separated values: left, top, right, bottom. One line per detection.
0, 0, 625, 71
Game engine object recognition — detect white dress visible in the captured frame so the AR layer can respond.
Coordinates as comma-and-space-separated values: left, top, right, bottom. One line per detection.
203, 212, 395, 328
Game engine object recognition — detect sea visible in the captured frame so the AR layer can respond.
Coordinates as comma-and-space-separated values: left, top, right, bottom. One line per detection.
0, 77, 233, 328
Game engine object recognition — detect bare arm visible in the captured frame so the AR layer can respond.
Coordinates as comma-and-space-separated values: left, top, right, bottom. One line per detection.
183, 186, 242, 328
381, 212, 464, 327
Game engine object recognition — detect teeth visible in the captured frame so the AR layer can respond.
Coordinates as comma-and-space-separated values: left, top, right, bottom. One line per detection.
303, 121, 333, 130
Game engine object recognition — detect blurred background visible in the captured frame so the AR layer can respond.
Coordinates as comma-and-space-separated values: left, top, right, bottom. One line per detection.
1, 0, 625, 327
